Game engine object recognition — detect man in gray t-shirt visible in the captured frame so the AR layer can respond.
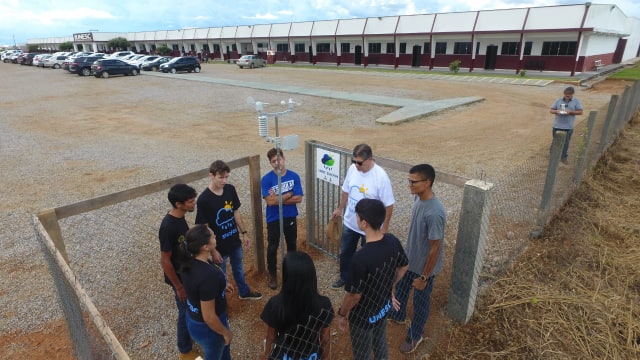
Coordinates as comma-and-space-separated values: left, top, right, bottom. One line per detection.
389, 164, 446, 354
550, 86, 583, 164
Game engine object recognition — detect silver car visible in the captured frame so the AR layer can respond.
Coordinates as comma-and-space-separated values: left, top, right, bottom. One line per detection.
236, 54, 266, 69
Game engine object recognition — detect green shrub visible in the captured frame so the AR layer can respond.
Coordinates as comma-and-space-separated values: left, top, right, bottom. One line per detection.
449, 59, 461, 73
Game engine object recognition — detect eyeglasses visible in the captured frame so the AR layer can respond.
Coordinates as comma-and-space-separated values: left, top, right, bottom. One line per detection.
408, 179, 429, 185
351, 159, 367, 166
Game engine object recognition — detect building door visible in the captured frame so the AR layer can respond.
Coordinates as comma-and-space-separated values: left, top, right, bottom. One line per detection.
308, 46, 313, 63
613, 38, 626, 64
411, 45, 422, 67
484, 45, 498, 70
355, 45, 362, 65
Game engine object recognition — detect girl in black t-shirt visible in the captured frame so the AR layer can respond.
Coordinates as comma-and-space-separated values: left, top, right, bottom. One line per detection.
260, 251, 334, 360
179, 224, 234, 360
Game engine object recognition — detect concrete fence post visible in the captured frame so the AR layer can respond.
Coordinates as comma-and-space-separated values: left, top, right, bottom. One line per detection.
533, 131, 566, 233
446, 179, 493, 324
574, 111, 598, 186
595, 94, 619, 160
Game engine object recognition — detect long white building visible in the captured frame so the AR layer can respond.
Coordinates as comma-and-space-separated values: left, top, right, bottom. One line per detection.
27, 2, 640, 75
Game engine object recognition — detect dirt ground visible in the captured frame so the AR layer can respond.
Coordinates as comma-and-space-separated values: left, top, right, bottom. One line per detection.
0, 62, 633, 359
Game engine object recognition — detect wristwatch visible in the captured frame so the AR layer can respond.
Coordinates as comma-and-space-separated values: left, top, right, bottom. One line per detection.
418, 274, 428, 281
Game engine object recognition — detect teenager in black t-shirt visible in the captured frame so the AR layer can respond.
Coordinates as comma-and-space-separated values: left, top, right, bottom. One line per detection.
260, 251, 334, 360
337, 199, 408, 360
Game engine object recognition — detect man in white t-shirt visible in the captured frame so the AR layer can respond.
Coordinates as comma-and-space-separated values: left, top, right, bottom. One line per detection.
331, 144, 395, 289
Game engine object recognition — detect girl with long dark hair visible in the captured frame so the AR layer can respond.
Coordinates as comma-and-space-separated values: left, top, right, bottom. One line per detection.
178, 224, 234, 360
259, 251, 334, 359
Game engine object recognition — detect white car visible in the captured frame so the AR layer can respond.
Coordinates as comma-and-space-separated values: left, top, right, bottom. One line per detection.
108, 51, 135, 59
2, 49, 23, 62
43, 55, 68, 69
128, 55, 159, 69
33, 54, 52, 67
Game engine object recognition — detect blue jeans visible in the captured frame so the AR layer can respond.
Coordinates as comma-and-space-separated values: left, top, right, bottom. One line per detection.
221, 246, 250, 296
390, 271, 435, 341
173, 287, 193, 354
186, 312, 231, 360
552, 127, 573, 159
348, 319, 388, 360
338, 226, 366, 282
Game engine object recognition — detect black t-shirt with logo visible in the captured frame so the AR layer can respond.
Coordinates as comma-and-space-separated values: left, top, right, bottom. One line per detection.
346, 233, 408, 328
181, 259, 227, 322
195, 185, 242, 256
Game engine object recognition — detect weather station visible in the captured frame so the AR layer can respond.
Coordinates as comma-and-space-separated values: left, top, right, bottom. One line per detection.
248, 96, 300, 256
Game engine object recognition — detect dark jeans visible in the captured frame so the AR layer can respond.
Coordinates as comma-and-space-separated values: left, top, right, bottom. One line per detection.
173, 286, 193, 354
266, 217, 297, 274
339, 226, 366, 282
348, 319, 388, 360
552, 127, 573, 159
390, 271, 435, 341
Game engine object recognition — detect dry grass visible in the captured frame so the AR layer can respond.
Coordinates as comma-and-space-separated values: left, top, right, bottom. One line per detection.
431, 113, 640, 359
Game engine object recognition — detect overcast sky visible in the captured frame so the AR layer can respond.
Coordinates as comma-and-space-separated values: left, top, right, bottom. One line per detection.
1, 0, 638, 46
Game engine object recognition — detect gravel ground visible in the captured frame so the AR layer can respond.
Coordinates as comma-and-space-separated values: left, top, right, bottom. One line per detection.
0, 62, 628, 359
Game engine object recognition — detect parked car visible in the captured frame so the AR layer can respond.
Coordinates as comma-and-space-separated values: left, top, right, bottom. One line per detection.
2, 49, 22, 62
91, 58, 139, 78
236, 54, 266, 69
33, 54, 52, 67
20, 53, 38, 65
129, 55, 158, 69
141, 56, 171, 71
43, 55, 68, 69
68, 56, 103, 76
159, 56, 201, 73
108, 51, 135, 59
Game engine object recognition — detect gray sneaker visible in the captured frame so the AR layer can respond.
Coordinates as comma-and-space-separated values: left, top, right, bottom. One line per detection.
331, 278, 345, 289
399, 336, 423, 353
239, 290, 263, 300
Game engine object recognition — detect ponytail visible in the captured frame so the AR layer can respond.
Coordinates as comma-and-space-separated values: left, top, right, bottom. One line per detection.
177, 224, 212, 273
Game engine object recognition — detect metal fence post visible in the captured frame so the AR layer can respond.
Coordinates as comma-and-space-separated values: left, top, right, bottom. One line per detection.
446, 179, 493, 324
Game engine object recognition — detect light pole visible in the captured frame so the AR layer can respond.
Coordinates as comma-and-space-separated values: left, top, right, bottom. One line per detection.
252, 98, 299, 260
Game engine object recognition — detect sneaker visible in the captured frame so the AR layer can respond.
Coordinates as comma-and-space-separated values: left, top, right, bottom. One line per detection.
387, 316, 407, 325
179, 349, 200, 360
399, 336, 423, 353
239, 290, 263, 300
268, 273, 278, 290
561, 157, 569, 165
331, 278, 345, 289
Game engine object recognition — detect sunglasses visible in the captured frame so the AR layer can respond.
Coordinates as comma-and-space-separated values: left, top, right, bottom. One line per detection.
351, 159, 367, 166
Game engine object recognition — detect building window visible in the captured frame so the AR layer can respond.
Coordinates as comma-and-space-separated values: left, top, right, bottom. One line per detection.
172, 44, 179, 51
213, 44, 220, 52
341, 43, 350, 53
541, 41, 576, 56
276, 43, 289, 52
316, 43, 330, 53
399, 43, 407, 54
294, 43, 305, 53
231, 44, 237, 52
435, 42, 447, 54
256, 43, 264, 48
386, 43, 394, 53
423, 42, 431, 54
368, 43, 382, 54
523, 41, 532, 56
501, 42, 519, 55
453, 42, 472, 54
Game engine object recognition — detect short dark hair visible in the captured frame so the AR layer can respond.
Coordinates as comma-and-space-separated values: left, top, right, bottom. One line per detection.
564, 86, 575, 94
267, 147, 284, 161
352, 143, 372, 160
209, 160, 230, 176
410, 164, 436, 186
355, 198, 386, 230
167, 184, 197, 208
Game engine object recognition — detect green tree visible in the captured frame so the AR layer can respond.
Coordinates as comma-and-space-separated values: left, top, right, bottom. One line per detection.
107, 37, 131, 51
59, 42, 74, 51
156, 45, 171, 55
28, 44, 39, 52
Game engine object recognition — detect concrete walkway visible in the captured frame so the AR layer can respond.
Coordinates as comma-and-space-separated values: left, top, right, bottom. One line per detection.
147, 71, 484, 124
